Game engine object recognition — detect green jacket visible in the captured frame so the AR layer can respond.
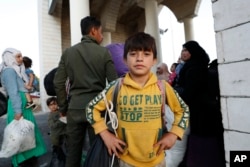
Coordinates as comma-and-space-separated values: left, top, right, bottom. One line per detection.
54, 35, 118, 113
48, 111, 66, 146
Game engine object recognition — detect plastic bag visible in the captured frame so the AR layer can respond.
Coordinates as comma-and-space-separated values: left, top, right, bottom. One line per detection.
165, 104, 174, 131
165, 127, 190, 167
49, 146, 66, 167
84, 91, 119, 167
83, 134, 119, 167
0, 117, 36, 158
164, 103, 189, 167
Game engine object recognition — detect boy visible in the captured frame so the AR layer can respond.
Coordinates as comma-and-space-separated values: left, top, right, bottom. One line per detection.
47, 97, 67, 164
23, 56, 40, 92
22, 56, 38, 109
86, 32, 189, 167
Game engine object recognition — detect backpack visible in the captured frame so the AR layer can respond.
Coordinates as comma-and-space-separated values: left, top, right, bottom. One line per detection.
33, 75, 40, 92
0, 89, 7, 117
44, 67, 58, 96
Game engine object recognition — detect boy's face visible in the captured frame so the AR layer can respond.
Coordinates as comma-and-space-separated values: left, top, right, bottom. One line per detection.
124, 49, 156, 77
48, 101, 58, 112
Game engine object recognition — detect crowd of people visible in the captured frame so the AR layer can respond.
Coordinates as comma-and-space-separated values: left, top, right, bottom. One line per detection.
0, 15, 225, 167
156, 41, 225, 167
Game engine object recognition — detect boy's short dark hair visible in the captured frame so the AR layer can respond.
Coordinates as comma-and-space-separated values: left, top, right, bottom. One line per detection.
80, 16, 101, 35
23, 56, 32, 68
123, 32, 157, 59
46, 96, 57, 106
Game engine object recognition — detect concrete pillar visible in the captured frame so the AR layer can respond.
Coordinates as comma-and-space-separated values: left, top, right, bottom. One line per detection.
101, 32, 111, 47
69, 0, 89, 45
144, 0, 162, 64
183, 18, 194, 41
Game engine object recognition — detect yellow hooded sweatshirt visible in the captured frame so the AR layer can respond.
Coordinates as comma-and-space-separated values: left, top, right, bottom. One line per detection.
86, 73, 189, 167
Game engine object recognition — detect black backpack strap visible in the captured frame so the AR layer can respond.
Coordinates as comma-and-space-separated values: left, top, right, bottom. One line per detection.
105, 78, 123, 133
112, 78, 123, 113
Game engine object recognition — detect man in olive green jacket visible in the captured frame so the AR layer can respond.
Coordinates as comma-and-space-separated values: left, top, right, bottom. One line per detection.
54, 16, 118, 167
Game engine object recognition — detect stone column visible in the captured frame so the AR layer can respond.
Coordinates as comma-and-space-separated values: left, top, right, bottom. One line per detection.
144, 0, 162, 64
183, 18, 194, 41
69, 0, 90, 45
101, 32, 111, 47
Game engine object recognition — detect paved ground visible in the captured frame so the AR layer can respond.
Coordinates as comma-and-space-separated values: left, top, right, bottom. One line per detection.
0, 111, 52, 167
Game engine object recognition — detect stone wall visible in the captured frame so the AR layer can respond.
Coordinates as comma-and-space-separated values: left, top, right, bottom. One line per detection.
61, 0, 71, 52
212, 0, 250, 166
38, 0, 63, 111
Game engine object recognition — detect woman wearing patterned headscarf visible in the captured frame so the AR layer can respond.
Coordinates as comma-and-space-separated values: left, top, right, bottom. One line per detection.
0, 48, 46, 167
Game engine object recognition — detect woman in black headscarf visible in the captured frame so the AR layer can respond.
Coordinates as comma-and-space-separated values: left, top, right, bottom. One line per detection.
175, 41, 225, 167
175, 40, 210, 135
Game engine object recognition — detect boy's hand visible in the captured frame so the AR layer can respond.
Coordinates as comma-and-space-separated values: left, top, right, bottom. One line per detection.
99, 129, 126, 158
60, 112, 66, 117
60, 111, 67, 116
154, 132, 178, 156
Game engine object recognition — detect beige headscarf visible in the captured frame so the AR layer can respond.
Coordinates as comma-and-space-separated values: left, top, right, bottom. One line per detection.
0, 48, 29, 83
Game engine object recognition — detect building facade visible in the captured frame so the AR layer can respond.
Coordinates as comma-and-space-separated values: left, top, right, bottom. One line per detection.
38, 0, 250, 166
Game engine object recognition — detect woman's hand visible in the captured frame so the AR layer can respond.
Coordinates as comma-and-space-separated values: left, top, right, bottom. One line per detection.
14, 113, 22, 120
25, 84, 33, 90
